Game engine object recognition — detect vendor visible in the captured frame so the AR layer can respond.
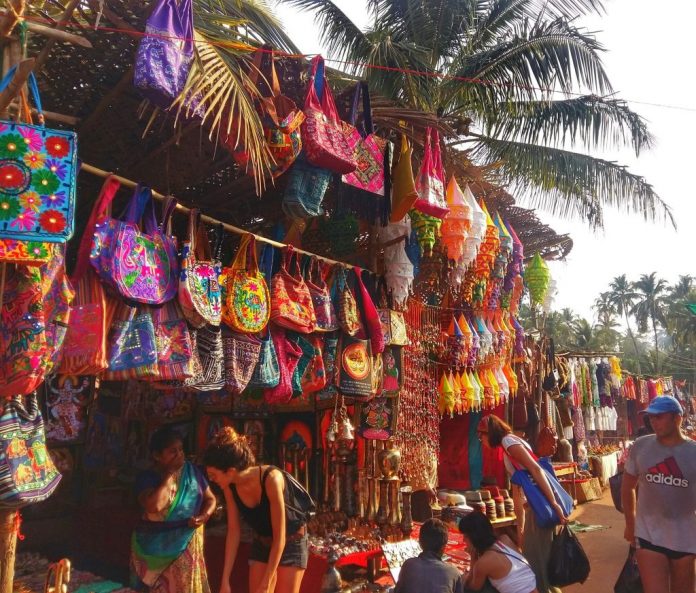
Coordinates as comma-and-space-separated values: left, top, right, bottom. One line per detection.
131, 426, 216, 593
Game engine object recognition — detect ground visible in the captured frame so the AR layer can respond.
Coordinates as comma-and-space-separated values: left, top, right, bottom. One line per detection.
565, 488, 629, 592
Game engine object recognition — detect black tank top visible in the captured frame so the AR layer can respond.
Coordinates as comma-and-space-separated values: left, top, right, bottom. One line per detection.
230, 466, 275, 537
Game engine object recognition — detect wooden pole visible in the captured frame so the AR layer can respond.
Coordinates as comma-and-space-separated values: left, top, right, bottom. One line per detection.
0, 509, 18, 593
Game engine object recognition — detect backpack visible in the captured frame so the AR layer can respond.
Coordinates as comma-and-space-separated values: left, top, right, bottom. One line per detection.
265, 466, 315, 532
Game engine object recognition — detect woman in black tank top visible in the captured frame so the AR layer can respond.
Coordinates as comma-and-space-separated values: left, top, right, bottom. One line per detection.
203, 427, 307, 593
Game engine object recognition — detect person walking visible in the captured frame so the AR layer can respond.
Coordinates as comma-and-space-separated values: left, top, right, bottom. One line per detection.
394, 518, 464, 593
477, 415, 568, 593
622, 395, 696, 593
203, 427, 308, 593
458, 512, 538, 593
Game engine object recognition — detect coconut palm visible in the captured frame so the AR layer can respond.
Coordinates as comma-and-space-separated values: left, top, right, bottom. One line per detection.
280, 0, 672, 227
572, 317, 594, 350
605, 275, 642, 373
632, 272, 669, 374
593, 309, 621, 351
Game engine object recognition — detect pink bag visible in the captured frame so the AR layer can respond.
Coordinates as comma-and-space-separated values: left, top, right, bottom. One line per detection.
263, 326, 303, 405
353, 267, 385, 354
301, 55, 357, 175
414, 128, 449, 219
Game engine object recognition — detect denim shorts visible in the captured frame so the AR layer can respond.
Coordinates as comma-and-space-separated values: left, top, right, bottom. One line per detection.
638, 538, 693, 560
249, 533, 308, 569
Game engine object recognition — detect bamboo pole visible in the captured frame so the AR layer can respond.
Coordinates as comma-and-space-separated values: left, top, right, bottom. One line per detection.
26, 21, 92, 48
79, 162, 371, 272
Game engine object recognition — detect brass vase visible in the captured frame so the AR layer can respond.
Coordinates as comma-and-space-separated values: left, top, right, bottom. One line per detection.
400, 485, 414, 537
376, 479, 389, 526
377, 440, 401, 479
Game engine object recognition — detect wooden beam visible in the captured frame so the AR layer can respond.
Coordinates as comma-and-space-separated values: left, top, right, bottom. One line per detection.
32, 0, 82, 74
7, 103, 79, 125
129, 121, 201, 173
27, 21, 92, 48
87, 0, 139, 33
78, 67, 133, 135
0, 58, 34, 115
0, 0, 25, 38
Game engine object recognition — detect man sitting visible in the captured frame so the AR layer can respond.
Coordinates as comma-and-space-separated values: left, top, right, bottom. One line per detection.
395, 518, 464, 593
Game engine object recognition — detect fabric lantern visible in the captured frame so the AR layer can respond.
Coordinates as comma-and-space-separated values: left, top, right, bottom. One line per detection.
438, 371, 455, 416
446, 315, 466, 368
459, 371, 473, 413
451, 371, 463, 415
501, 219, 524, 309
524, 252, 551, 305
410, 208, 442, 255
440, 176, 471, 261
542, 276, 558, 313
461, 185, 485, 268
414, 128, 449, 218
384, 238, 414, 308
377, 214, 412, 263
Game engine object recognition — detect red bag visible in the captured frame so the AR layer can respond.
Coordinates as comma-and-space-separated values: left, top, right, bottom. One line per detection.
301, 55, 357, 174
263, 326, 303, 405
270, 246, 316, 334
353, 267, 385, 354
414, 128, 449, 219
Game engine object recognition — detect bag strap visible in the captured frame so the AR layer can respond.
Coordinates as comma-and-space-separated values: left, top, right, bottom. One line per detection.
195, 223, 213, 261
305, 55, 341, 125
160, 196, 178, 235
73, 175, 121, 282
249, 45, 281, 99
213, 224, 224, 261
0, 66, 43, 124
232, 234, 251, 271
122, 184, 152, 225
245, 234, 259, 274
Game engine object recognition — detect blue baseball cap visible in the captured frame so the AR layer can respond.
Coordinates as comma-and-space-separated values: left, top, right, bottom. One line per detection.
639, 396, 683, 415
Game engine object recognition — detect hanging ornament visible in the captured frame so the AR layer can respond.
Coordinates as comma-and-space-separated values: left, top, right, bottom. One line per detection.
377, 214, 412, 263
542, 276, 558, 313
452, 371, 463, 414
438, 371, 455, 416
384, 243, 414, 309
524, 252, 551, 306
446, 315, 466, 368
414, 128, 449, 218
501, 219, 524, 310
410, 208, 442, 256
440, 176, 471, 262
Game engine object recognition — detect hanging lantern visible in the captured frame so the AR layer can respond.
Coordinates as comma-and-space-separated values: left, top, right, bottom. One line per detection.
446, 315, 466, 368
451, 371, 463, 415
524, 252, 551, 305
409, 208, 442, 256
377, 215, 412, 263
461, 185, 485, 268
440, 176, 471, 262
384, 239, 414, 308
542, 276, 558, 313
438, 371, 455, 416
501, 219, 524, 310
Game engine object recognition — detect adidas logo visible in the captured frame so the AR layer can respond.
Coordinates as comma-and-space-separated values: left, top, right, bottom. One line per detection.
645, 456, 689, 488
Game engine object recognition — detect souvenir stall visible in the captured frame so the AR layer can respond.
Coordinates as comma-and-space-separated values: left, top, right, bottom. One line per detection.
0, 2, 576, 592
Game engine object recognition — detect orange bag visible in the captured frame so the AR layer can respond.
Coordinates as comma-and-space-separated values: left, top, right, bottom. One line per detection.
270, 246, 316, 334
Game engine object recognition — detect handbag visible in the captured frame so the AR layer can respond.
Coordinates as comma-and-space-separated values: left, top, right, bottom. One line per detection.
353, 267, 385, 354
316, 333, 339, 402
301, 335, 326, 394
92, 184, 179, 304
339, 81, 391, 225
249, 329, 280, 389
179, 210, 223, 327
149, 300, 195, 382
548, 525, 591, 586
609, 472, 624, 513
337, 268, 362, 336
0, 240, 56, 266
0, 393, 61, 509
186, 325, 225, 392
414, 128, 449, 219
104, 303, 159, 380
222, 329, 262, 395
505, 452, 573, 528
390, 134, 419, 223
133, 0, 195, 109
337, 333, 374, 400
222, 233, 270, 334
270, 246, 316, 333
0, 68, 77, 243
615, 547, 643, 593
307, 258, 338, 332
301, 55, 357, 174
229, 46, 305, 178
282, 151, 331, 220
290, 334, 317, 397
381, 345, 403, 395
264, 326, 303, 405
375, 277, 407, 347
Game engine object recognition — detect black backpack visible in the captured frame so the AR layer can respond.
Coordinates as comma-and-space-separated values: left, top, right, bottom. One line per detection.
266, 466, 316, 532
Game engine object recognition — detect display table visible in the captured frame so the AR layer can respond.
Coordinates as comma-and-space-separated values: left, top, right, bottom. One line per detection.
552, 462, 578, 503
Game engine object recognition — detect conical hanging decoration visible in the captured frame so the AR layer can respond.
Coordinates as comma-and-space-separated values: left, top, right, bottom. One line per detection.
410, 208, 442, 255
377, 214, 412, 263
461, 184, 485, 268
384, 242, 414, 308
440, 175, 471, 261
438, 371, 455, 416
451, 371, 463, 415
542, 276, 558, 313
524, 252, 551, 305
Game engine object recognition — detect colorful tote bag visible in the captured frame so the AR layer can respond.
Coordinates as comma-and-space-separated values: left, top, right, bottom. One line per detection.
337, 268, 362, 337
0, 240, 56, 266
301, 55, 357, 174
316, 333, 339, 403
149, 300, 195, 382
282, 152, 331, 220
353, 267, 385, 354
186, 325, 225, 392
263, 326, 303, 405
290, 334, 316, 397
390, 135, 419, 223
133, 0, 194, 109
179, 210, 223, 328
307, 258, 338, 332
0, 393, 61, 509
222, 233, 270, 333
0, 265, 48, 398
0, 68, 77, 243
249, 330, 280, 390
104, 304, 159, 380
414, 127, 449, 219
270, 246, 316, 334
300, 335, 326, 394
222, 329, 262, 395
337, 333, 374, 401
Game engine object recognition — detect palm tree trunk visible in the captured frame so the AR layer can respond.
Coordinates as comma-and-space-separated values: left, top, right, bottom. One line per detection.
624, 311, 642, 375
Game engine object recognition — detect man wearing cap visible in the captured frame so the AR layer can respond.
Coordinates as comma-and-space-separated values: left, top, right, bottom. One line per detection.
622, 395, 696, 593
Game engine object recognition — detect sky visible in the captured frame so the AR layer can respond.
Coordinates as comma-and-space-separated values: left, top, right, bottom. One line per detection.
272, 0, 696, 322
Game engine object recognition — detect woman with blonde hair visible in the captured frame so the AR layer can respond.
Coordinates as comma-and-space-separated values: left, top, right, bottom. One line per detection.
203, 427, 308, 593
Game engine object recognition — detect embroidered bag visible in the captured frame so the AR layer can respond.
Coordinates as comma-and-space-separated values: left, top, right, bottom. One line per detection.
390, 135, 419, 223
337, 333, 374, 401
263, 326, 303, 405
0, 265, 47, 398
337, 267, 361, 337
282, 151, 332, 220
381, 345, 403, 395
301, 55, 357, 174
270, 246, 316, 334
104, 303, 159, 380
0, 393, 61, 509
316, 333, 339, 403
353, 267, 385, 354
148, 300, 195, 382
44, 375, 93, 444
229, 46, 305, 178
290, 334, 316, 397
249, 329, 280, 389
186, 325, 225, 392
222, 329, 262, 395
414, 128, 449, 219
133, 0, 194, 109
375, 279, 408, 348
0, 68, 77, 243
307, 258, 337, 332
179, 210, 223, 327
222, 233, 270, 333
0, 240, 56, 266
300, 335, 326, 394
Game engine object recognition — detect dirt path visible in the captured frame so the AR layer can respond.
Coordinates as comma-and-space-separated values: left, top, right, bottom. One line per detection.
564, 488, 629, 592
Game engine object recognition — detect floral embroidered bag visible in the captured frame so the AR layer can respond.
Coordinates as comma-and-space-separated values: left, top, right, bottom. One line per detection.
301, 55, 357, 175
270, 246, 316, 334
0, 240, 56, 266
414, 127, 449, 219
148, 300, 195, 382
0, 68, 77, 244
222, 233, 270, 333
179, 210, 223, 328
0, 393, 61, 509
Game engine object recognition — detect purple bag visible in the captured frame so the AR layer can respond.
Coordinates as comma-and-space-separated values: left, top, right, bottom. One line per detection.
133, 0, 195, 109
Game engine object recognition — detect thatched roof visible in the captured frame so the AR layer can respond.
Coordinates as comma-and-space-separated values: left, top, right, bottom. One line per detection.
22, 0, 572, 263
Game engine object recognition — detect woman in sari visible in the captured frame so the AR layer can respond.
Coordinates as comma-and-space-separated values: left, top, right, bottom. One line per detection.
131, 426, 217, 593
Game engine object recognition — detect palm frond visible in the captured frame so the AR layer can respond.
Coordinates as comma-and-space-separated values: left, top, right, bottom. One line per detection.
479, 96, 653, 155
469, 135, 675, 228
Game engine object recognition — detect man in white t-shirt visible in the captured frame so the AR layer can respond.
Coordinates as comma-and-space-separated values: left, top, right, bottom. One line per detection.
622, 396, 696, 593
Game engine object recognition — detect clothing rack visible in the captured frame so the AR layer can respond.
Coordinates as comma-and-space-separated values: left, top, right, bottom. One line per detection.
79, 162, 372, 273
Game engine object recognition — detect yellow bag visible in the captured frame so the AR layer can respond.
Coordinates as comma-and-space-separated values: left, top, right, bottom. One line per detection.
390, 134, 419, 222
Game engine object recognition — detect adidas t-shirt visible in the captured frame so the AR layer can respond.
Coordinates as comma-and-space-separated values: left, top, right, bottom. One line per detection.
625, 435, 696, 553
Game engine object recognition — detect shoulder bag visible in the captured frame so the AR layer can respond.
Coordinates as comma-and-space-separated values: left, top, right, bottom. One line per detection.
270, 246, 316, 333
390, 134, 419, 223
222, 329, 262, 395
307, 258, 338, 332
414, 127, 449, 219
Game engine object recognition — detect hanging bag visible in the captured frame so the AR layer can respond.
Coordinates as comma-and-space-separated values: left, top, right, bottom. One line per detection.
263, 326, 303, 405
179, 210, 223, 327
548, 524, 591, 587
270, 246, 316, 333
353, 267, 385, 354
337, 267, 362, 337
300, 335, 327, 394
222, 329, 262, 396
104, 303, 159, 380
0, 393, 61, 509
148, 300, 195, 382
282, 152, 331, 220
300, 55, 357, 174
614, 547, 643, 593
249, 329, 280, 389
222, 233, 270, 334
390, 134, 419, 223
0, 68, 78, 244
337, 333, 374, 401
133, 0, 195, 109
414, 128, 449, 219
307, 257, 338, 332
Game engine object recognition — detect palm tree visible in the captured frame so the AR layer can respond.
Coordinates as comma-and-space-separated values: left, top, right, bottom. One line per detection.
632, 273, 669, 374
280, 0, 673, 227
572, 318, 594, 350
606, 275, 642, 373
593, 310, 621, 351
